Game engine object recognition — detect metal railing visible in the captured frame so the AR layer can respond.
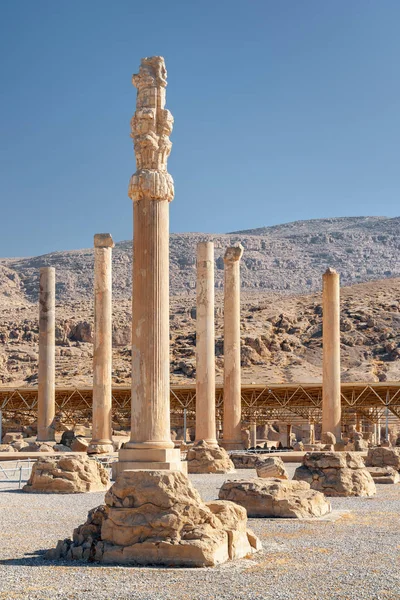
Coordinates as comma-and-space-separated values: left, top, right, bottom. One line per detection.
0, 458, 33, 488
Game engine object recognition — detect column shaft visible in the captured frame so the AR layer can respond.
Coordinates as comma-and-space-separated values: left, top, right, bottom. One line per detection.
37, 267, 55, 441
250, 422, 257, 448
222, 245, 243, 449
322, 268, 342, 440
195, 242, 217, 446
128, 200, 173, 448
89, 234, 114, 454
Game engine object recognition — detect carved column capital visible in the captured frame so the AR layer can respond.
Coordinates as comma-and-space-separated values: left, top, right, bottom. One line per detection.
129, 56, 174, 203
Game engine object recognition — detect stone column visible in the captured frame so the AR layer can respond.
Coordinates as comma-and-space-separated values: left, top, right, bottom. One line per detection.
322, 268, 342, 441
278, 423, 292, 448
250, 422, 257, 448
116, 57, 183, 475
37, 267, 55, 441
222, 245, 244, 450
88, 234, 115, 455
195, 241, 218, 447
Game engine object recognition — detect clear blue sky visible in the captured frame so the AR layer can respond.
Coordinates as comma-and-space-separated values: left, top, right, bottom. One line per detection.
0, 0, 399, 257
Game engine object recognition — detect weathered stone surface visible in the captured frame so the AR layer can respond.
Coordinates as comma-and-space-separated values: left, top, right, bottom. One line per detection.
219, 478, 331, 518
255, 456, 288, 480
187, 440, 234, 474
0, 444, 13, 452
23, 441, 55, 453
23, 456, 109, 493
367, 466, 400, 484
53, 443, 73, 453
46, 470, 261, 566
293, 441, 304, 451
70, 437, 90, 452
366, 447, 400, 470
2, 432, 23, 444
230, 452, 260, 469
321, 432, 336, 446
294, 452, 376, 497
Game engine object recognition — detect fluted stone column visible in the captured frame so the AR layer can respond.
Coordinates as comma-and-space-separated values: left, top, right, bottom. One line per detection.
195, 241, 218, 446
116, 56, 183, 475
88, 234, 114, 455
37, 267, 55, 441
322, 268, 342, 441
222, 245, 244, 450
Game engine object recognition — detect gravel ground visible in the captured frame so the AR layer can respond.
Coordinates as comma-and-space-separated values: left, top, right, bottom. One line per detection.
1, 463, 400, 600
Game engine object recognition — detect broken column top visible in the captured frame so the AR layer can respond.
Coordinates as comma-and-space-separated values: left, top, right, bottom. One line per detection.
94, 233, 115, 248
324, 267, 338, 275
224, 244, 244, 263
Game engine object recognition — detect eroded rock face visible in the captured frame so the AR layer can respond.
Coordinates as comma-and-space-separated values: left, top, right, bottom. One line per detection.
367, 466, 400, 484
46, 470, 261, 567
219, 478, 331, 518
187, 440, 234, 474
366, 447, 400, 470
255, 456, 288, 480
23, 456, 109, 493
293, 452, 376, 497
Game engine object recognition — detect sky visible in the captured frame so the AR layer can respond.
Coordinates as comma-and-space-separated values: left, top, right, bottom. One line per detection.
0, 0, 399, 257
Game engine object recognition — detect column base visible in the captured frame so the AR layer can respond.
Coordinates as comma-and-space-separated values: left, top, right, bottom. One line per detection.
220, 441, 244, 451
87, 442, 114, 455
113, 447, 187, 479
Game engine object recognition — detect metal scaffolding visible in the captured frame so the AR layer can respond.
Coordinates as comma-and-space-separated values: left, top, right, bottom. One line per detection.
1, 383, 400, 430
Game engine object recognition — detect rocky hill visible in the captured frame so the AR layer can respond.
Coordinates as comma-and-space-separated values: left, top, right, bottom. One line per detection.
1, 216, 399, 302
0, 216, 398, 388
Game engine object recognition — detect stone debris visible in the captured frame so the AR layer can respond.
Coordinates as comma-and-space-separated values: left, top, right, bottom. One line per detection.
255, 456, 288, 480
293, 441, 304, 451
23, 441, 55, 453
230, 452, 261, 469
294, 452, 376, 497
353, 431, 369, 451
70, 437, 90, 452
46, 470, 261, 567
219, 478, 331, 518
321, 431, 336, 451
366, 447, 400, 470
2, 432, 23, 444
0, 444, 13, 452
23, 456, 109, 493
60, 431, 90, 453
367, 466, 400, 484
187, 440, 234, 474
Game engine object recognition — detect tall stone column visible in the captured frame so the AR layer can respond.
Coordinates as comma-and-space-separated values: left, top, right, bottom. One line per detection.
116, 56, 183, 475
88, 234, 115, 455
250, 422, 257, 448
195, 241, 218, 447
222, 245, 244, 450
37, 267, 55, 442
322, 268, 342, 441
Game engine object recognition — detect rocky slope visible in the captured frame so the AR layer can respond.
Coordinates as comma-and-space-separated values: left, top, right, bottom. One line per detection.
0, 216, 398, 387
1, 216, 399, 301
0, 278, 399, 387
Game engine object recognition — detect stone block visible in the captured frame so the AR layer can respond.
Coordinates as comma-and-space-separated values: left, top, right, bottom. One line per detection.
219, 478, 331, 518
